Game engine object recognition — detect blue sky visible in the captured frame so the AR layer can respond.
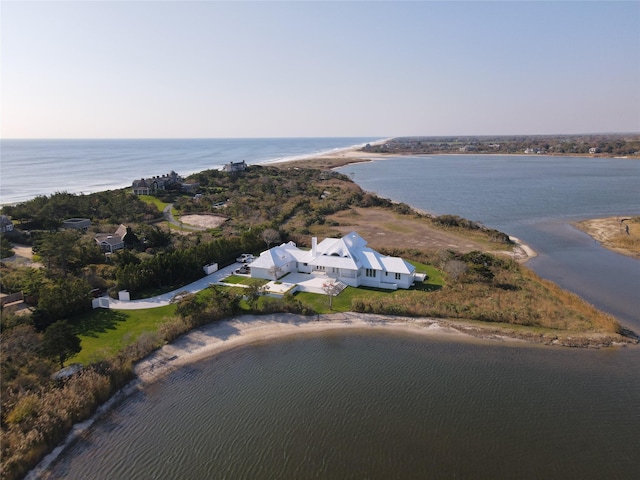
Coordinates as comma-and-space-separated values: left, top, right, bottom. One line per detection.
2, 1, 638, 138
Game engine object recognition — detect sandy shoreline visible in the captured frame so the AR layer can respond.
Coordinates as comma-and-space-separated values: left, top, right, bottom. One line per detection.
27, 311, 636, 478
135, 312, 634, 386
572, 216, 639, 259
135, 313, 472, 384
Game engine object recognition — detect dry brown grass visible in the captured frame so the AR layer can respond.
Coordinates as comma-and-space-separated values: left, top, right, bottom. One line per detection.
352, 256, 620, 335
308, 207, 512, 254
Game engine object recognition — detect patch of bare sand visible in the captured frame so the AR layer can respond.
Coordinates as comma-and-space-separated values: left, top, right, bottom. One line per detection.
573, 217, 640, 258
180, 214, 227, 229
1, 244, 42, 267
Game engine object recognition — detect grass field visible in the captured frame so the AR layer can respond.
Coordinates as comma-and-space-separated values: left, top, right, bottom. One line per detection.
69, 304, 176, 365
67, 261, 443, 363
138, 195, 169, 212
293, 261, 443, 314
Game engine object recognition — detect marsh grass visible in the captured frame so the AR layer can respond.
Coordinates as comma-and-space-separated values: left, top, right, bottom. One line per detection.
352, 262, 620, 334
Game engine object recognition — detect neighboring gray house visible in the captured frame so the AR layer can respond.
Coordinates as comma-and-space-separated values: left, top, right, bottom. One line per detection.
132, 178, 151, 195
132, 171, 183, 195
62, 218, 91, 231
250, 231, 417, 290
0, 215, 14, 233
95, 224, 127, 253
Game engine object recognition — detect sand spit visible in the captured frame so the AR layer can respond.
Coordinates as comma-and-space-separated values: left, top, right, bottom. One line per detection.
573, 216, 640, 259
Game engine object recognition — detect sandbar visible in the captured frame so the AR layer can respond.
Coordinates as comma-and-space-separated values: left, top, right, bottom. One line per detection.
573, 216, 640, 259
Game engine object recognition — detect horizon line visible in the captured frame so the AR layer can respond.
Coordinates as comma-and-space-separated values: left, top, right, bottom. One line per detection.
2, 132, 639, 141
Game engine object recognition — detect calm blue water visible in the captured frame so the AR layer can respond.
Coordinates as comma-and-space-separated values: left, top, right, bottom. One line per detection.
47, 331, 640, 480
337, 155, 640, 327
0, 138, 383, 204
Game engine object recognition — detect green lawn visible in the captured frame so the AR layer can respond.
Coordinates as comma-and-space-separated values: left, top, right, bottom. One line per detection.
69, 304, 176, 365
69, 262, 445, 363
409, 261, 445, 290
138, 195, 169, 212
294, 261, 444, 314
294, 286, 377, 313
222, 275, 269, 286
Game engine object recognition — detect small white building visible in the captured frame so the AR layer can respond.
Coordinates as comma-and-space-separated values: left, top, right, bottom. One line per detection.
250, 232, 417, 290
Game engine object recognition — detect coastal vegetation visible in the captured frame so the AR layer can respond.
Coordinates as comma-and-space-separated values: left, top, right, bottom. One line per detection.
361, 134, 640, 157
0, 163, 636, 480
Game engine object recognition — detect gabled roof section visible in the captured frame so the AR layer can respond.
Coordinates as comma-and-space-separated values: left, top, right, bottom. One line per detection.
115, 224, 128, 238
311, 231, 366, 269
380, 256, 415, 275
251, 241, 300, 269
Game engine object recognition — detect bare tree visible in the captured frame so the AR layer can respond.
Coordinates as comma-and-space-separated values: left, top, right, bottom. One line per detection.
261, 228, 281, 249
322, 281, 341, 310
443, 259, 467, 283
267, 264, 283, 281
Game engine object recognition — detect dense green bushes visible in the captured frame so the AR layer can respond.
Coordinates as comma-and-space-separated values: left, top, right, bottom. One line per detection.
2, 191, 159, 231
114, 233, 264, 297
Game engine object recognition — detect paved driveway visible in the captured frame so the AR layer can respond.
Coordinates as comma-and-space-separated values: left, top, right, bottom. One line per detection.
104, 263, 240, 310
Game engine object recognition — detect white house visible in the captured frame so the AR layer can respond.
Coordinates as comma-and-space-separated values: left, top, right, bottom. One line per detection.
250, 232, 417, 290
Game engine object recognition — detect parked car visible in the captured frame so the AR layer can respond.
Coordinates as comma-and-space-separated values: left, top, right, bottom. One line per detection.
235, 265, 251, 275
236, 253, 256, 263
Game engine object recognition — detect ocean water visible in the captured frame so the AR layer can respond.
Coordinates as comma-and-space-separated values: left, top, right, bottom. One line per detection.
0, 137, 383, 205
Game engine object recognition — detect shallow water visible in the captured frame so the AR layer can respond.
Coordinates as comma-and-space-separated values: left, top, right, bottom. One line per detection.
47, 331, 640, 479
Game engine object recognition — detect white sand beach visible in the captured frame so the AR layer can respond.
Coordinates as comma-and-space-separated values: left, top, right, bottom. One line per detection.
134, 312, 514, 385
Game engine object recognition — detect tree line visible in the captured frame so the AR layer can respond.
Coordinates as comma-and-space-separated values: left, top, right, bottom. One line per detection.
364, 134, 640, 156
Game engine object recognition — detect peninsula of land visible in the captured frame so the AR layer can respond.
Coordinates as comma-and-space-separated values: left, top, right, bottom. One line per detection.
3, 139, 639, 480
573, 216, 640, 259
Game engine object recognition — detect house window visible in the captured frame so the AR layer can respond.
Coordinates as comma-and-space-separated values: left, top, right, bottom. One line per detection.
366, 268, 376, 278
395, 273, 401, 280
